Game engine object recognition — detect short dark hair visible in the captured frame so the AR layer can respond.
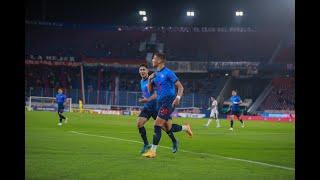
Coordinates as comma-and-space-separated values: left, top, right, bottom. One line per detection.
154, 52, 166, 62
139, 64, 148, 68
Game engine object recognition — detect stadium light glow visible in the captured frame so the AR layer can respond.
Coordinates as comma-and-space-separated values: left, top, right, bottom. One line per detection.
142, 16, 148, 21
235, 11, 244, 16
139, 10, 146, 16
187, 11, 195, 17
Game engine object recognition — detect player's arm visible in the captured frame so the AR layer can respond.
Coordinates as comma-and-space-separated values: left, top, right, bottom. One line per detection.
172, 80, 184, 107
139, 92, 157, 103
147, 73, 156, 93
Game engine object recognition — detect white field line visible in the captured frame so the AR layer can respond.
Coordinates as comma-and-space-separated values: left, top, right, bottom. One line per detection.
69, 131, 295, 171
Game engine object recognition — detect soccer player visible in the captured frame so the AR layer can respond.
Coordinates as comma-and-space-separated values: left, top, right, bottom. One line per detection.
79, 98, 84, 113
137, 64, 189, 154
228, 90, 244, 131
142, 53, 193, 158
205, 97, 220, 127
56, 88, 68, 126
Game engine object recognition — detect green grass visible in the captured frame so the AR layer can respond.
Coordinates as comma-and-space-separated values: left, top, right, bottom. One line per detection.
26, 111, 295, 180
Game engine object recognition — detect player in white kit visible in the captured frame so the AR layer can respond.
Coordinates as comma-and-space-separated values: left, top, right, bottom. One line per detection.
205, 97, 220, 127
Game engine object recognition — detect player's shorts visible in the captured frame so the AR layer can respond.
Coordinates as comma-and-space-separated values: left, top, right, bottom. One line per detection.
58, 105, 64, 113
138, 107, 158, 120
157, 96, 176, 121
230, 110, 241, 118
210, 110, 219, 118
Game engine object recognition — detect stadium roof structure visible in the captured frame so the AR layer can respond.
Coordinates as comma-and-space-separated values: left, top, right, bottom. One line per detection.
26, 0, 294, 28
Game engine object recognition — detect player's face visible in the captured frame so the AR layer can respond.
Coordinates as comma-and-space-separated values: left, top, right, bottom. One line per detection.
211, 97, 215, 101
232, 91, 236, 96
58, 89, 63, 94
152, 55, 162, 67
139, 66, 149, 78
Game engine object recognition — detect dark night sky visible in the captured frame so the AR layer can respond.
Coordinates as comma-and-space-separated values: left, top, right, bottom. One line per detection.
25, 0, 294, 27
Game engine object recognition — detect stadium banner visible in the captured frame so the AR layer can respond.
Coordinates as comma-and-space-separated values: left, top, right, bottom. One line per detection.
177, 113, 206, 118
130, 110, 141, 116
25, 60, 81, 67
31, 105, 71, 112
122, 110, 131, 115
164, 61, 260, 73
101, 110, 122, 115
226, 115, 295, 122
26, 20, 256, 33
32, 106, 57, 111
83, 57, 145, 65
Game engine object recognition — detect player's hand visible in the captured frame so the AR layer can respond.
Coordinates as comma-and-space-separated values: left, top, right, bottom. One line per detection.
148, 72, 156, 82
172, 98, 180, 107
138, 98, 148, 103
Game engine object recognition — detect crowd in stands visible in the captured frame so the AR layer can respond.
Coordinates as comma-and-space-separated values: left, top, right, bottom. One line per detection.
25, 65, 81, 92
259, 78, 295, 111
25, 64, 227, 97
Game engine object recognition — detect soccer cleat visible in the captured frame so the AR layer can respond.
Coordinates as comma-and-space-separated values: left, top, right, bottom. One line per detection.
64, 118, 68, 123
172, 140, 179, 153
142, 149, 156, 158
185, 123, 193, 137
140, 144, 151, 154
216, 125, 221, 128
229, 127, 233, 131
241, 124, 245, 128
58, 123, 62, 126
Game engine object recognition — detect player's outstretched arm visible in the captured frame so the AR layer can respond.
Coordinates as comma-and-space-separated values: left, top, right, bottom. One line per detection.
172, 81, 184, 107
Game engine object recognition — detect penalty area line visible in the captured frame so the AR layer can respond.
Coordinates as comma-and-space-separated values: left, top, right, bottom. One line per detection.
69, 131, 294, 171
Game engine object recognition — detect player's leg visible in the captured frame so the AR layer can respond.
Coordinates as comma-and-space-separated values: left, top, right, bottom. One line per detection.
57, 108, 65, 125
205, 111, 213, 127
237, 113, 244, 127
229, 113, 234, 131
143, 103, 173, 157
142, 116, 166, 158
57, 111, 63, 125
215, 112, 221, 128
170, 122, 192, 136
163, 120, 179, 153
137, 109, 151, 153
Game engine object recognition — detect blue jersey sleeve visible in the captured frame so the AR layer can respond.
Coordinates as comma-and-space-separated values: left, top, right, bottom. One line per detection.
167, 71, 179, 83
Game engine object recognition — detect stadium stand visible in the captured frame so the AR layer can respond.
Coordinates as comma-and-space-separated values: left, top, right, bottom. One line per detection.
258, 77, 295, 111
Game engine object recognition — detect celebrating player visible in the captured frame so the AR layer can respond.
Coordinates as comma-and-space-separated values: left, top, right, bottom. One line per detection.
137, 64, 189, 154
56, 88, 68, 126
205, 96, 220, 128
228, 90, 244, 131
142, 53, 193, 158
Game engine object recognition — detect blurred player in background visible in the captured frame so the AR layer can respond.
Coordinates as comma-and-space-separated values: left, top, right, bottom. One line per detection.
56, 88, 68, 126
205, 96, 220, 128
79, 98, 84, 113
228, 90, 244, 131
142, 53, 193, 158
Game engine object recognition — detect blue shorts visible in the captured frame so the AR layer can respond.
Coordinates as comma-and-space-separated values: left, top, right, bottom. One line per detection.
138, 107, 158, 120
157, 96, 175, 121
58, 105, 64, 113
230, 110, 241, 118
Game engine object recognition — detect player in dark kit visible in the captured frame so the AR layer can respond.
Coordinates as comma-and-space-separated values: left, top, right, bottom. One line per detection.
137, 64, 188, 154
228, 90, 244, 131
142, 53, 193, 158
56, 88, 68, 126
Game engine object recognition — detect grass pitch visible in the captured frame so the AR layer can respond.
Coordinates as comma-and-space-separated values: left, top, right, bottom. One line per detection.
26, 111, 295, 180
